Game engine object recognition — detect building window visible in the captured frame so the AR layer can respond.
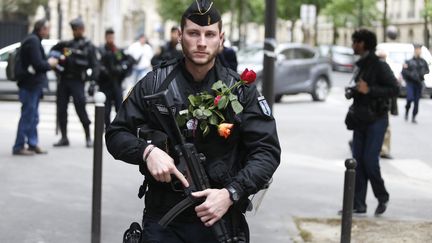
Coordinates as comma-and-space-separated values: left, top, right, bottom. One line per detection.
408, 0, 416, 18
409, 29, 414, 42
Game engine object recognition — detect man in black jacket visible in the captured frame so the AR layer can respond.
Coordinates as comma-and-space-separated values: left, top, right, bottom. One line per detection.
12, 19, 58, 155
345, 29, 399, 216
105, 1, 280, 242
402, 44, 429, 123
98, 28, 133, 128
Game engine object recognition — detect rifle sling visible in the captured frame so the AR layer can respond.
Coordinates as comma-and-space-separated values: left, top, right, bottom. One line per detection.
158, 195, 196, 227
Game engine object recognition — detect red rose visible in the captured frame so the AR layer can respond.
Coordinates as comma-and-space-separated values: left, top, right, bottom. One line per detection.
214, 95, 222, 106
240, 68, 256, 84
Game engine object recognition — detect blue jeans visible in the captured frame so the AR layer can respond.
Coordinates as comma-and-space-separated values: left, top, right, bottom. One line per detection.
352, 116, 390, 209
13, 87, 43, 152
405, 81, 423, 118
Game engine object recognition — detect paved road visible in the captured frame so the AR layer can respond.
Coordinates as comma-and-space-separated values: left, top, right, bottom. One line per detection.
1, 71, 431, 242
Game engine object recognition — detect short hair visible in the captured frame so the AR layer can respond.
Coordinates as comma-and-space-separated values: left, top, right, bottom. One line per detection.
352, 28, 377, 51
33, 19, 48, 34
171, 26, 179, 33
413, 43, 422, 49
105, 28, 115, 36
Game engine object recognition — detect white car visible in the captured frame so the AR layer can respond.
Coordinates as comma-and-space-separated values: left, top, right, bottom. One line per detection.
376, 42, 432, 98
0, 39, 59, 95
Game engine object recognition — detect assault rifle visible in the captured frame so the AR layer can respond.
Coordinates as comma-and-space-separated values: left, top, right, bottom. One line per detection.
142, 90, 236, 243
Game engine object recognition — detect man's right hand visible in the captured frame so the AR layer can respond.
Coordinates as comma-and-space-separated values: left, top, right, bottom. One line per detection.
144, 146, 189, 188
48, 57, 59, 68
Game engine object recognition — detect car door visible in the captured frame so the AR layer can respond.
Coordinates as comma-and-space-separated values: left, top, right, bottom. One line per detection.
292, 47, 316, 91
274, 47, 300, 94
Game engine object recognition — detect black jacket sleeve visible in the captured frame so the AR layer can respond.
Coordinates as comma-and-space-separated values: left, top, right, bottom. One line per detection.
227, 85, 281, 198
369, 61, 399, 98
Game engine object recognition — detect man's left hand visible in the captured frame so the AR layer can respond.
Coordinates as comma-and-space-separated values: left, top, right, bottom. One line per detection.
192, 189, 233, 227
357, 79, 370, 94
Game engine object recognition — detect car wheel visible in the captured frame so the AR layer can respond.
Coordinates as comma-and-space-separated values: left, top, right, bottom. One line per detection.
312, 77, 329, 101
275, 94, 283, 103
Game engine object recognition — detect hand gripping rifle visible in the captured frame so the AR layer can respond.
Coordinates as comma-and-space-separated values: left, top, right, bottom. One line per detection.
142, 90, 235, 243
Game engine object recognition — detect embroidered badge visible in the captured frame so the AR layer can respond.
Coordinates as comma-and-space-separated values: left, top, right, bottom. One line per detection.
258, 96, 271, 116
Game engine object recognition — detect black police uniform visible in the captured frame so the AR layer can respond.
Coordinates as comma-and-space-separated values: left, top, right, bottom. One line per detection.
51, 18, 99, 147
106, 1, 280, 242
98, 44, 133, 128
106, 57, 280, 242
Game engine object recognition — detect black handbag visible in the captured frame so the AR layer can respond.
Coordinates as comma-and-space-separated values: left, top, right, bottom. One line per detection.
345, 104, 377, 130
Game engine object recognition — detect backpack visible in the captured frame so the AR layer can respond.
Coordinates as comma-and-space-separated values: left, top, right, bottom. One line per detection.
6, 46, 26, 82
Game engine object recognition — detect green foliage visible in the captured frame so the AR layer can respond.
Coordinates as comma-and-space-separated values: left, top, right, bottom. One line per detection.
322, 0, 380, 28
2, 0, 48, 16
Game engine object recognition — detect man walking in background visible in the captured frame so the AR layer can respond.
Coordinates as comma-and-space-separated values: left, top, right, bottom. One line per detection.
12, 19, 58, 155
402, 43, 429, 124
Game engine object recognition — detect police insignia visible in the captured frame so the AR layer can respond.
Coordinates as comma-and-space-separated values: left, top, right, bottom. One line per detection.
258, 96, 271, 116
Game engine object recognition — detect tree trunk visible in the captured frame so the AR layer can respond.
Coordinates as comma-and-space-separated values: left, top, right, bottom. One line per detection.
383, 0, 388, 42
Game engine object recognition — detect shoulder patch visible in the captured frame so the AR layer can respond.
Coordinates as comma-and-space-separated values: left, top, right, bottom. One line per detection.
257, 96, 271, 117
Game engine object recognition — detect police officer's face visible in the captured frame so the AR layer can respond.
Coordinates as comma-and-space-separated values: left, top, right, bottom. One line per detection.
106, 33, 115, 45
72, 26, 85, 38
179, 19, 223, 66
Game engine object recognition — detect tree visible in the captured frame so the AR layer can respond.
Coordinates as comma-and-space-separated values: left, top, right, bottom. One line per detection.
322, 0, 380, 44
1, 0, 48, 20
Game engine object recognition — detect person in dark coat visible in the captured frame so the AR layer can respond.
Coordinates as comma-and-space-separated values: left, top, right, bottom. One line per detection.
151, 26, 183, 66
51, 17, 100, 148
218, 38, 238, 72
344, 29, 399, 216
98, 28, 134, 128
402, 43, 429, 123
12, 19, 58, 155
105, 1, 280, 242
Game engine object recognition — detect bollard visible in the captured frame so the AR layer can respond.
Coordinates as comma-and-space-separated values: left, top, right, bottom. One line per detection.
91, 92, 106, 243
340, 158, 357, 243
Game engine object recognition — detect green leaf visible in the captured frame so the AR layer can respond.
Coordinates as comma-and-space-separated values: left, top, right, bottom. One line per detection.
203, 109, 212, 117
229, 93, 238, 101
209, 114, 219, 126
213, 110, 225, 121
189, 95, 199, 107
193, 109, 205, 120
203, 124, 210, 136
231, 100, 244, 114
200, 121, 208, 131
211, 80, 225, 91
217, 95, 229, 110
176, 115, 186, 126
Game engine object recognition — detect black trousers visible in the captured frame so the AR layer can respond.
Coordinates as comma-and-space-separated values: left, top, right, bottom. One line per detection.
141, 212, 249, 243
56, 79, 91, 138
100, 84, 123, 128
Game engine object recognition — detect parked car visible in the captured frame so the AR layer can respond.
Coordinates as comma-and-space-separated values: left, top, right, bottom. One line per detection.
0, 39, 59, 95
376, 42, 432, 98
318, 45, 355, 72
238, 43, 332, 102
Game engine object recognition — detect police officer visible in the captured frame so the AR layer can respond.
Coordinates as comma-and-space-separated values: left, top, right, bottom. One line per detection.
105, 1, 280, 242
98, 28, 134, 128
51, 17, 99, 148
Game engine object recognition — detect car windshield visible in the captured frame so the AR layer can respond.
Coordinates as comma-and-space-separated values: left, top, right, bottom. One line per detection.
387, 52, 410, 64
237, 45, 263, 64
